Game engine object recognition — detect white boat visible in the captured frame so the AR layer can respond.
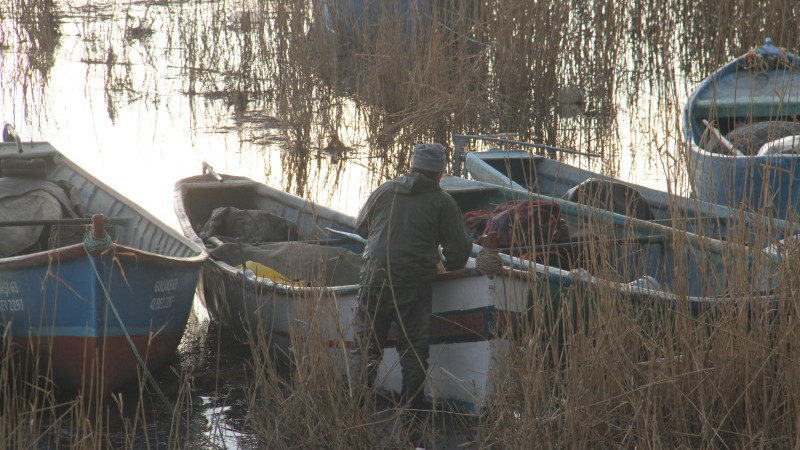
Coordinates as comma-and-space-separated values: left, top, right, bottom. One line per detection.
174, 169, 532, 413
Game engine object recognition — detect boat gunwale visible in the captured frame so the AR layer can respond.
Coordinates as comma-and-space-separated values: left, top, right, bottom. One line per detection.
0, 241, 205, 271
684, 43, 800, 160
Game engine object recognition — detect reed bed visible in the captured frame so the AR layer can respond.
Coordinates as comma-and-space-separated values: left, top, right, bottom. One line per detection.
220, 203, 800, 448
0, 325, 209, 448
3, 0, 800, 448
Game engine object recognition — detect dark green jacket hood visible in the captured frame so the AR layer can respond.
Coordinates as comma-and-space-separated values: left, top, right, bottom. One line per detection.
356, 173, 473, 287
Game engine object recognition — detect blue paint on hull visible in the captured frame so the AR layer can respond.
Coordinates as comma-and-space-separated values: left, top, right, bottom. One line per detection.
684, 38, 800, 219
0, 249, 198, 341
689, 147, 800, 220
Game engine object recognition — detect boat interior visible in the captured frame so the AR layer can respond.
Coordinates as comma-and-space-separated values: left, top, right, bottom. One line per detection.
442, 176, 671, 288
691, 57, 800, 155
461, 151, 737, 240
180, 176, 365, 285
442, 174, 772, 297
181, 177, 358, 246
0, 141, 199, 259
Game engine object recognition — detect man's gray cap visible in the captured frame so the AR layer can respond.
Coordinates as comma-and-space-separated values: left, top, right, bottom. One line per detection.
411, 143, 446, 173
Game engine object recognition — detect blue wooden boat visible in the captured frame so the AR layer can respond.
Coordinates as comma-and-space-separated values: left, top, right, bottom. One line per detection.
683, 37, 800, 220
0, 132, 205, 398
439, 173, 783, 314
453, 134, 795, 242
450, 134, 795, 302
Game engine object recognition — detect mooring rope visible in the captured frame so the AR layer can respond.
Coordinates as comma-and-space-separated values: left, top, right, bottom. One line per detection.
82, 232, 112, 252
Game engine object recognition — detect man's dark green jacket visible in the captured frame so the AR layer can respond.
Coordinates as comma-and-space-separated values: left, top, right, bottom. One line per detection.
356, 172, 473, 287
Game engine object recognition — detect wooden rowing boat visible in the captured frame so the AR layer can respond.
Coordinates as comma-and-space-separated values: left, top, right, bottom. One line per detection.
0, 133, 205, 398
453, 134, 795, 242
440, 169, 783, 314
683, 37, 800, 220
174, 169, 535, 413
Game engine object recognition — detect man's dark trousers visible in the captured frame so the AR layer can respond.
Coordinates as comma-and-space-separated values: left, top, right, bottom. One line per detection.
351, 282, 432, 411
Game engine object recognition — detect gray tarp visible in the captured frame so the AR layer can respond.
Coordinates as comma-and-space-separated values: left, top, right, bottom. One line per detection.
719, 121, 800, 155
209, 241, 362, 286
199, 206, 301, 243
0, 190, 61, 256
0, 178, 86, 257
563, 178, 655, 221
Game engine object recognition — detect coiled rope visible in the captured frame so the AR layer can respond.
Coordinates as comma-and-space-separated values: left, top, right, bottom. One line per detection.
475, 246, 503, 275
83, 232, 112, 252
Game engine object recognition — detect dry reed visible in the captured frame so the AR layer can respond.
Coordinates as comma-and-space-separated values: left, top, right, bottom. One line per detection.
4, 0, 800, 447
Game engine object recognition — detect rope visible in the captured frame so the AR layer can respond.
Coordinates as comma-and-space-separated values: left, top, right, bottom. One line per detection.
475, 246, 503, 275
83, 232, 112, 252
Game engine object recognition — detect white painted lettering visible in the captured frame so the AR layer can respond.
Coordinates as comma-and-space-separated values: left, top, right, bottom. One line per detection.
150, 295, 175, 311
0, 281, 20, 297
153, 278, 180, 293
0, 298, 24, 312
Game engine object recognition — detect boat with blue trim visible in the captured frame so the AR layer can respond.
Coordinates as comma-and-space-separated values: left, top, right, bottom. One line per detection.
174, 169, 534, 414
0, 129, 205, 398
444, 139, 787, 316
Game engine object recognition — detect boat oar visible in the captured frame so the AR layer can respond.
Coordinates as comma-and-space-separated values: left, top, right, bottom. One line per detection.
324, 227, 367, 245
498, 235, 666, 254
702, 119, 745, 156
0, 217, 134, 227
453, 134, 601, 158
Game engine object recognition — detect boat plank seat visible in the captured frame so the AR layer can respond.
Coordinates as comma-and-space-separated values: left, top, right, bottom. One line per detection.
692, 98, 800, 119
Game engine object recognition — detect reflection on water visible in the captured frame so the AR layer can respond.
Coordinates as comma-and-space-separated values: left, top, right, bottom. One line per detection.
176, 313, 260, 449
3, 0, 797, 207
2, 0, 799, 446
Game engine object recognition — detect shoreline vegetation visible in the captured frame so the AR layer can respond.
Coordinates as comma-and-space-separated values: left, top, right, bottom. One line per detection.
3, 0, 800, 448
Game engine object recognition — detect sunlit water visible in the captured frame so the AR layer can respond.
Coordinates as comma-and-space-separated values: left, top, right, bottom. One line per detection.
3, 0, 799, 447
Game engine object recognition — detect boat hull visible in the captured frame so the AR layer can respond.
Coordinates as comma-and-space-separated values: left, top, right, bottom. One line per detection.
688, 141, 800, 220
0, 243, 199, 396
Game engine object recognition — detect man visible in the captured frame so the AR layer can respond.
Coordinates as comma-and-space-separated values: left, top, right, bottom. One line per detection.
350, 142, 473, 416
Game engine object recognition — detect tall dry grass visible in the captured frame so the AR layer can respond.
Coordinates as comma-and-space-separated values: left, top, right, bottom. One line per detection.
0, 329, 208, 448
4, 0, 800, 447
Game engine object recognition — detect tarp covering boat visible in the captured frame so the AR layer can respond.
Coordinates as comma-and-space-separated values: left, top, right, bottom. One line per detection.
208, 241, 362, 286
0, 177, 87, 256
